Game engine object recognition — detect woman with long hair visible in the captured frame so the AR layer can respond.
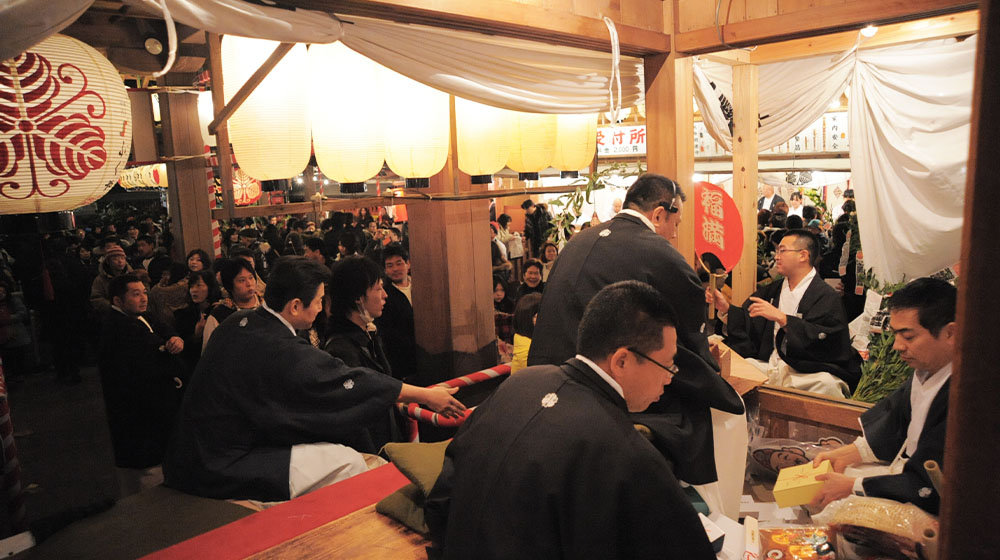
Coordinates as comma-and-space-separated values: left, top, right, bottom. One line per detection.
173, 270, 221, 372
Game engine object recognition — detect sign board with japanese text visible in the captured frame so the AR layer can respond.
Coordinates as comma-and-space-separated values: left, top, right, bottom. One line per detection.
597, 125, 646, 156
694, 181, 744, 271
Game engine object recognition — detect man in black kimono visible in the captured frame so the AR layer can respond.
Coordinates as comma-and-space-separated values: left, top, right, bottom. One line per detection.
99, 273, 187, 497
164, 257, 465, 502
427, 281, 715, 559
709, 229, 862, 395
809, 277, 955, 514
528, 173, 743, 485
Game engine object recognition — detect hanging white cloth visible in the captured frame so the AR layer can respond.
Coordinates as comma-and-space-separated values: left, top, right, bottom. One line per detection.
693, 50, 853, 152
0, 0, 93, 61
849, 37, 975, 283
126, 1, 640, 114
128, 0, 343, 43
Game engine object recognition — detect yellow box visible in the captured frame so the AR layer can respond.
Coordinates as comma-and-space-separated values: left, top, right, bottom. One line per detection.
773, 460, 833, 508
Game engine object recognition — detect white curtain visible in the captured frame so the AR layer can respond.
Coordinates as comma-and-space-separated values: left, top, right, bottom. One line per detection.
128, 0, 640, 113
693, 51, 853, 152
850, 38, 975, 283
0, 0, 93, 61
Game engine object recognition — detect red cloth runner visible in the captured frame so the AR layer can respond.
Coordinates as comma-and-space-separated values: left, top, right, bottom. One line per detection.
143, 464, 409, 560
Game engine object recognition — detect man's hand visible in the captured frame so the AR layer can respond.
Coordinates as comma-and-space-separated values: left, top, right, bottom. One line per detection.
421, 386, 467, 419
194, 315, 207, 337
164, 336, 184, 354
813, 444, 862, 473
705, 287, 730, 315
809, 472, 856, 511
747, 297, 787, 327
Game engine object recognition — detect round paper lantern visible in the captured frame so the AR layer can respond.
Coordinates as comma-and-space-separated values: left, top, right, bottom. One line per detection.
506, 111, 556, 180
309, 42, 384, 190
232, 167, 262, 206
117, 163, 168, 189
551, 113, 597, 175
222, 37, 310, 181
0, 34, 131, 214
455, 97, 510, 184
380, 67, 449, 187
196, 90, 217, 148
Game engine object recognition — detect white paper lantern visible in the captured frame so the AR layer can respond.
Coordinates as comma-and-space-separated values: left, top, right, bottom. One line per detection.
222, 37, 310, 180
380, 67, 449, 184
117, 163, 168, 189
456, 98, 510, 182
506, 111, 556, 177
0, 34, 131, 214
551, 113, 597, 173
197, 90, 217, 148
232, 167, 262, 206
309, 43, 384, 186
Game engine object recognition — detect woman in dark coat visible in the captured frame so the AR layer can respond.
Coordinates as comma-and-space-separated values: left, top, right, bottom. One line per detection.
324, 256, 399, 450
173, 270, 221, 373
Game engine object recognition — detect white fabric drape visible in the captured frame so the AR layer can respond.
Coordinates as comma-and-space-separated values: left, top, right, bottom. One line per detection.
694, 51, 853, 152
129, 0, 343, 43
0, 0, 93, 61
850, 38, 975, 283
128, 0, 640, 114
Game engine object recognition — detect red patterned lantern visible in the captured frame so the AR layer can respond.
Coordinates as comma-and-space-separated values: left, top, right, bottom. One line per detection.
0, 34, 131, 214
232, 167, 262, 206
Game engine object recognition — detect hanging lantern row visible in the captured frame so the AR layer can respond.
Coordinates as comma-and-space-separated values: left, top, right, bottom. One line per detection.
220, 37, 598, 191
0, 34, 132, 215
118, 163, 168, 189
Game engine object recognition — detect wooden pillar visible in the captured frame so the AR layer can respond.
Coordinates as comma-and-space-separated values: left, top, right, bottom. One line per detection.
160, 91, 215, 261
408, 99, 496, 384
730, 64, 759, 307
941, 2, 1000, 558
127, 90, 158, 162
207, 33, 236, 220
644, 53, 696, 266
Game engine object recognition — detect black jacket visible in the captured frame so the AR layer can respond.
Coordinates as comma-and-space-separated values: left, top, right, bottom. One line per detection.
374, 282, 416, 381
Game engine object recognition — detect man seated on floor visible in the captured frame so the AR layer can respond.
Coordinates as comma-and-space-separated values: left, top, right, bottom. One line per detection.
426, 281, 715, 559
164, 256, 465, 503
809, 277, 955, 515
707, 229, 861, 396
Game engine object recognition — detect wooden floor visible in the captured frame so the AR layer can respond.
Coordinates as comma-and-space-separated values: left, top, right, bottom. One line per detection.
250, 505, 429, 559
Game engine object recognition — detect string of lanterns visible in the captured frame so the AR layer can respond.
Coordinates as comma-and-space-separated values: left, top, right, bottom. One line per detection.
118, 163, 169, 189
220, 36, 600, 192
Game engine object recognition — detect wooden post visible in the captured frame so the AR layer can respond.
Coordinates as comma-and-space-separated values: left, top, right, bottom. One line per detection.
407, 104, 495, 384
644, 53, 696, 266
731, 64, 759, 307
207, 33, 236, 221
940, 2, 1000, 558
159, 92, 215, 261
127, 90, 158, 162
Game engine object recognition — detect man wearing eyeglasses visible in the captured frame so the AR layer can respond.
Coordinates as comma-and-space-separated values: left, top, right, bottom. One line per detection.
708, 229, 862, 396
427, 281, 716, 559
529, 172, 743, 489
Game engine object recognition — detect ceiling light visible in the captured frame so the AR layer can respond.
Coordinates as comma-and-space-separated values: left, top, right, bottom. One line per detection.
861, 25, 878, 38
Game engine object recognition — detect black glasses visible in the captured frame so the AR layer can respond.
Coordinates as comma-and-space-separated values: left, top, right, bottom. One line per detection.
657, 200, 680, 214
628, 348, 680, 375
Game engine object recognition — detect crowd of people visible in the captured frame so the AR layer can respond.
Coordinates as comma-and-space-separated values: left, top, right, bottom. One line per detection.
0, 208, 423, 499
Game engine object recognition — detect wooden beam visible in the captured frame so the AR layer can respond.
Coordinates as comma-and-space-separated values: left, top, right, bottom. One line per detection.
285, 0, 671, 56
755, 386, 872, 433
941, 2, 1000, 558
207, 33, 236, 220
730, 64, 759, 308
160, 92, 216, 261
127, 90, 158, 162
701, 48, 751, 65
644, 52, 696, 265
206, 42, 294, 135
749, 10, 979, 64
675, 0, 976, 54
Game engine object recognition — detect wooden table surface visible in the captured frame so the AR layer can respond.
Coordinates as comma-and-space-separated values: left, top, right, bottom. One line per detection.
249, 505, 429, 559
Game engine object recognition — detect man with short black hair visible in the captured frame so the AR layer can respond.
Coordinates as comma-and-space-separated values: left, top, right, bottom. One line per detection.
302, 236, 331, 268
529, 172, 743, 488
99, 273, 186, 497
131, 235, 155, 270
428, 281, 715, 559
164, 257, 465, 501
709, 229, 862, 395
375, 243, 416, 381
810, 277, 956, 514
